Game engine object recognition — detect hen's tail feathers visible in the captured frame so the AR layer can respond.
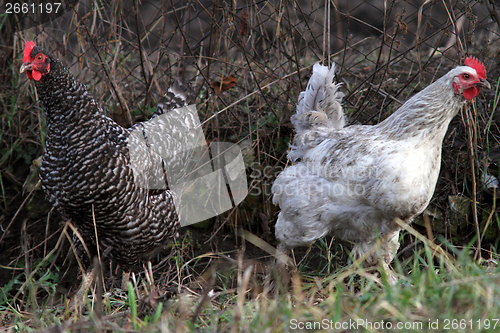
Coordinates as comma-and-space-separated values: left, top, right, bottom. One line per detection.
291, 63, 344, 134
155, 81, 192, 116
287, 63, 344, 162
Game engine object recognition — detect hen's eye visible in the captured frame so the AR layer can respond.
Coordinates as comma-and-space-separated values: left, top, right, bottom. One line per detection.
463, 73, 470, 80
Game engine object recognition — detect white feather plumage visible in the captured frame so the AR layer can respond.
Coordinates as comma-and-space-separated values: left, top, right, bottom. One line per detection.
288, 63, 344, 161
272, 61, 488, 283
293, 63, 344, 130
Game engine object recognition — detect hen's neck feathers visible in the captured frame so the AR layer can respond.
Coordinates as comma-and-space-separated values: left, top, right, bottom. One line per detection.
378, 67, 467, 141
34, 56, 105, 130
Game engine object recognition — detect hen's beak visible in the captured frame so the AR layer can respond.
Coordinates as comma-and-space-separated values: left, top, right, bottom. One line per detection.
20, 62, 32, 73
475, 78, 491, 90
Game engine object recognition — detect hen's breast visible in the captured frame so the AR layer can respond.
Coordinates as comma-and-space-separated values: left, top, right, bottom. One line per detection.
305, 129, 442, 221
41, 115, 129, 212
368, 137, 441, 217
40, 114, 178, 269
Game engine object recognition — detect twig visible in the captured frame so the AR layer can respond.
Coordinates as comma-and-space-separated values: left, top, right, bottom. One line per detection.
133, 0, 151, 108
71, 5, 130, 115
464, 103, 481, 260
484, 0, 500, 32
0, 180, 39, 244
445, 0, 463, 60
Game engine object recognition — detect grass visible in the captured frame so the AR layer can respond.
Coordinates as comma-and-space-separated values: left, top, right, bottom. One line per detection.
1, 231, 500, 332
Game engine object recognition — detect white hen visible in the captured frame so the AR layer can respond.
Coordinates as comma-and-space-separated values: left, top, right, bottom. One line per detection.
272, 60, 490, 280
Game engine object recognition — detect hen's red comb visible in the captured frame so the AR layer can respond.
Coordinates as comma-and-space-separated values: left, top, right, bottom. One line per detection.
464, 56, 486, 79
23, 41, 35, 63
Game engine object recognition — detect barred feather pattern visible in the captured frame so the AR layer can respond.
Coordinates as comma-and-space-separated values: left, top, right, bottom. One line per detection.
30, 46, 186, 271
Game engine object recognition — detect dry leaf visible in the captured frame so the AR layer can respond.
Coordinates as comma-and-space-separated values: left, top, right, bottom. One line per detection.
111, 106, 133, 128
211, 75, 237, 94
239, 8, 249, 37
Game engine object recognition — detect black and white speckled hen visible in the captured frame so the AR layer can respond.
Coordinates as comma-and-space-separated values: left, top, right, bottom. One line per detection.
20, 41, 193, 290
272, 59, 490, 283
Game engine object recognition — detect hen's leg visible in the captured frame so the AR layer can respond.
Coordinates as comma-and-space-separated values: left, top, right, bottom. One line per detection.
352, 229, 400, 285
70, 231, 98, 309
383, 229, 401, 265
73, 270, 94, 308
274, 244, 292, 289
122, 271, 131, 289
